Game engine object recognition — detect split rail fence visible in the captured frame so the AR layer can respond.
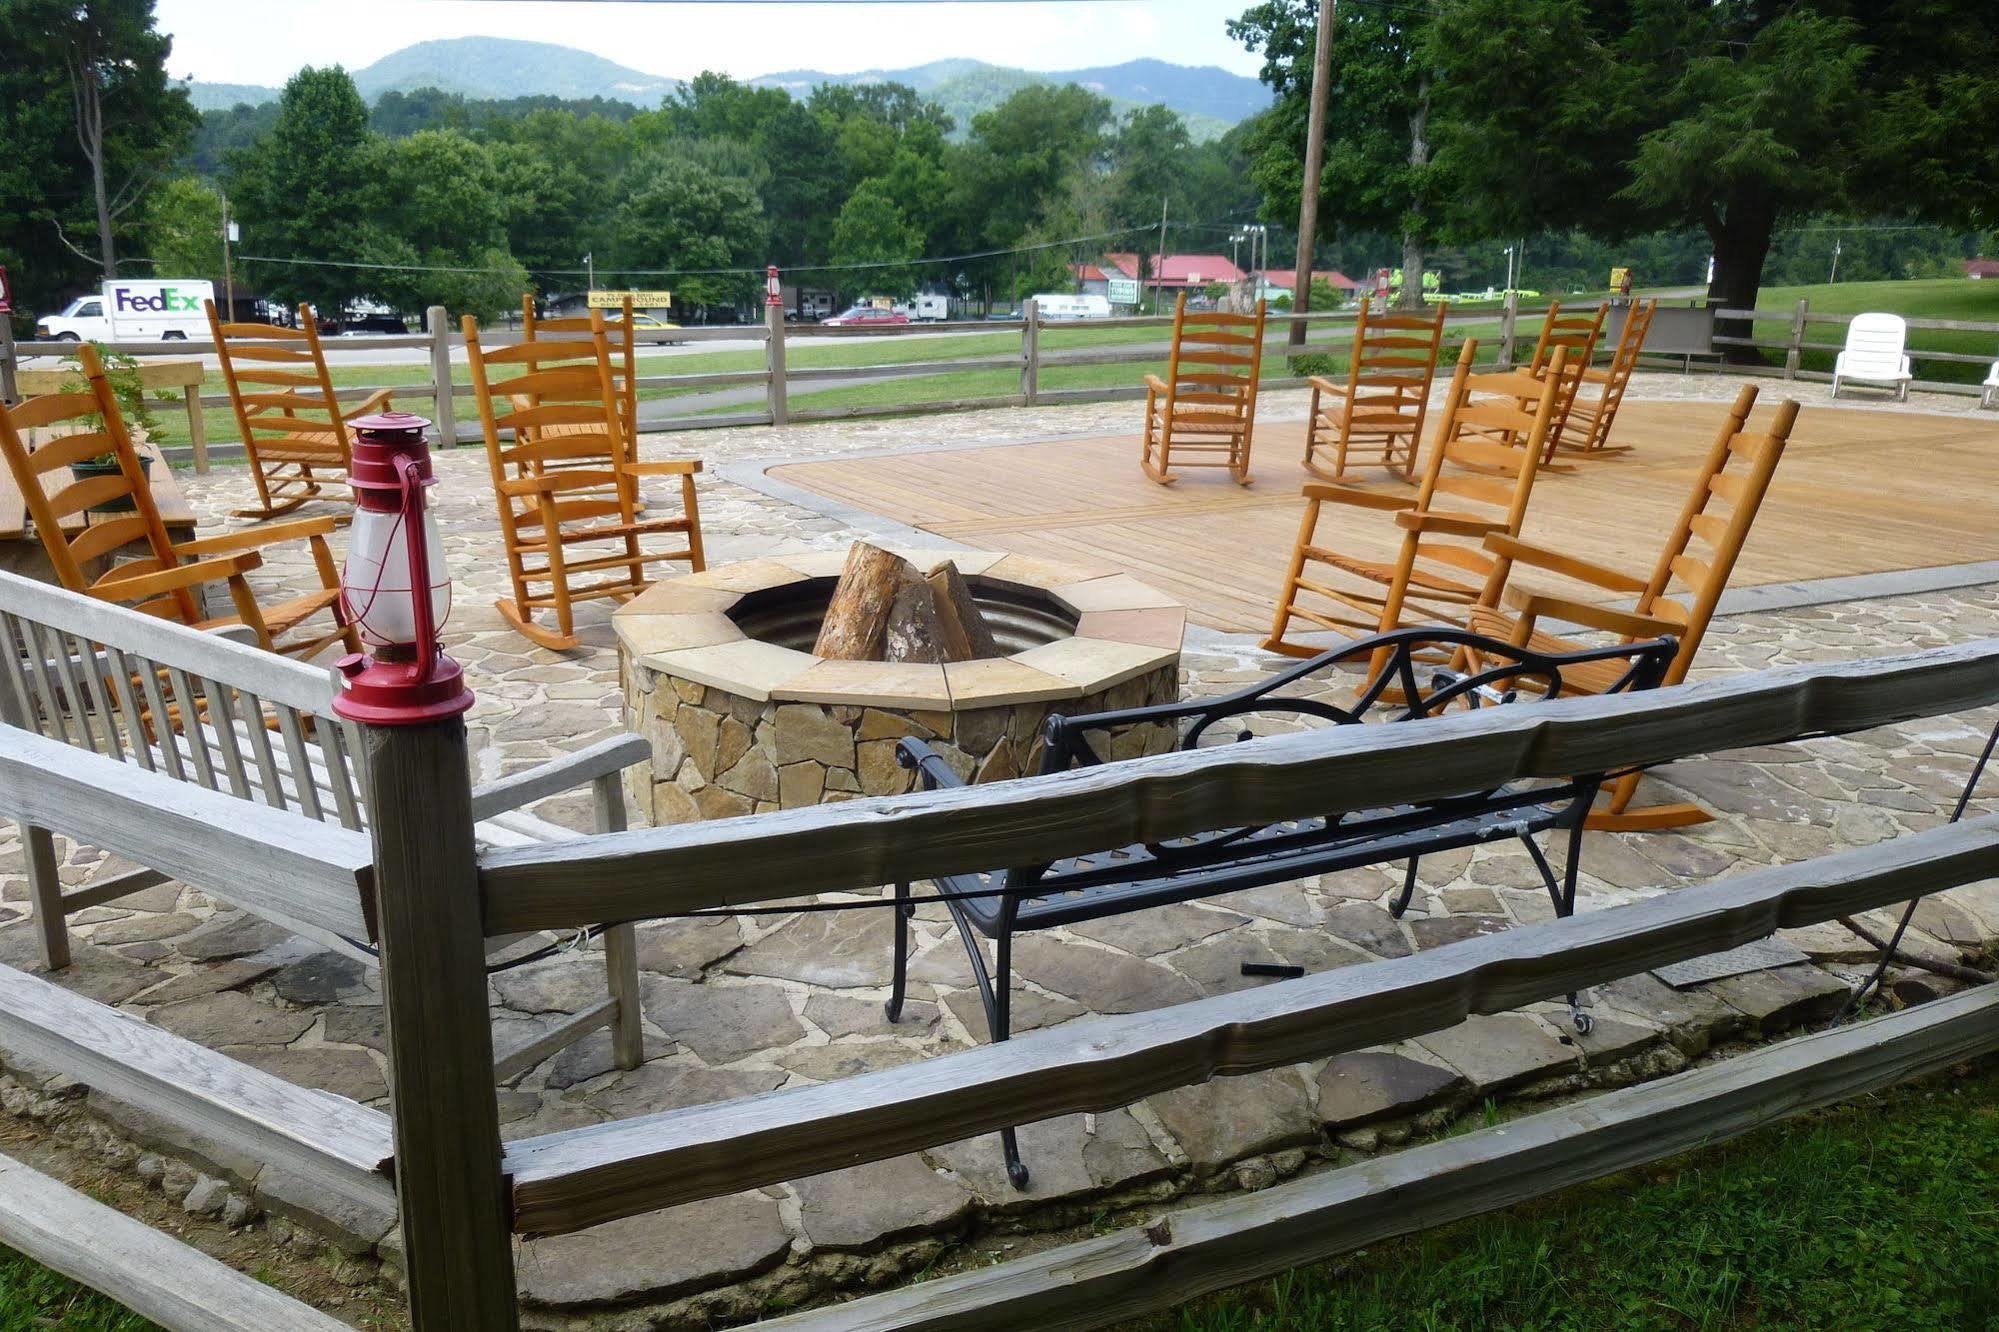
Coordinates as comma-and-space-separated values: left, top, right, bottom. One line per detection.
0, 595, 1992, 1326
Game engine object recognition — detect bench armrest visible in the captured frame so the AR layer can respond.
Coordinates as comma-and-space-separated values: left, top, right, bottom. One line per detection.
896, 738, 970, 791
1483, 534, 1649, 594
469, 734, 652, 821
174, 515, 340, 558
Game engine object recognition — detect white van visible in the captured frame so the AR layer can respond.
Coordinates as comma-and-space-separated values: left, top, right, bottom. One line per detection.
1031, 293, 1111, 321
36, 279, 216, 342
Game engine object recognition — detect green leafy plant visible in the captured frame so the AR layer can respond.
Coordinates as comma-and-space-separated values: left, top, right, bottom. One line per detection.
57, 342, 160, 462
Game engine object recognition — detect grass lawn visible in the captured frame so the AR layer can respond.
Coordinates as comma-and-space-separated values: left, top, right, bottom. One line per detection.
0, 1244, 153, 1329
1735, 277, 1999, 385
1140, 1057, 1999, 1332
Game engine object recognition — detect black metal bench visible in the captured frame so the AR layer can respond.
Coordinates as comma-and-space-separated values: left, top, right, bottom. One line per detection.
887, 625, 1677, 1187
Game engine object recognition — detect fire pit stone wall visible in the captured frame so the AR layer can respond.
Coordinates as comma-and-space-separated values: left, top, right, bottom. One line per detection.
614, 548, 1185, 824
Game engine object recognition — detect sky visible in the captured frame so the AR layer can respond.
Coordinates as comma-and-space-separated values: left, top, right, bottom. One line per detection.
154, 0, 1268, 85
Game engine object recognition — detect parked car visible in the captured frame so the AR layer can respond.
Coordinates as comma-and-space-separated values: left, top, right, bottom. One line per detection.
35, 279, 216, 341
337, 313, 411, 335
822, 304, 910, 327
632, 312, 684, 345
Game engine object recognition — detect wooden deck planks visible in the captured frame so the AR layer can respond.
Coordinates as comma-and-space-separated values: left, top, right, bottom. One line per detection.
770, 400, 1999, 632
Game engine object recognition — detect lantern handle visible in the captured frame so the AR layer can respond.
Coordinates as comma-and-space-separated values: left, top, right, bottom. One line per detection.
396, 452, 439, 683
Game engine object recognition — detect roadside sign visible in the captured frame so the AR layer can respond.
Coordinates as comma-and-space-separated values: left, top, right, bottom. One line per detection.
1107, 276, 1139, 305
0, 266, 10, 314
1609, 266, 1632, 295
588, 288, 672, 309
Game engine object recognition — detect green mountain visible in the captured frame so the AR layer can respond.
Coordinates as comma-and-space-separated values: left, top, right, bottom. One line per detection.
179, 38, 1268, 139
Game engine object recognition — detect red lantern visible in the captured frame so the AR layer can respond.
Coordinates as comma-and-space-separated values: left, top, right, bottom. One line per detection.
331, 412, 473, 725
766, 264, 781, 307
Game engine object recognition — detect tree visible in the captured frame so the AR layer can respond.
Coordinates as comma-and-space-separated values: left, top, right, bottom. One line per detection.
359, 130, 524, 320
140, 175, 224, 282
828, 181, 922, 298
1232, 0, 1447, 308
0, 0, 193, 314
1426, 0, 1999, 318
601, 153, 767, 308
226, 67, 378, 312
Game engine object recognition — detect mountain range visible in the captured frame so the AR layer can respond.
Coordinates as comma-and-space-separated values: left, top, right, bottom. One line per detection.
183, 36, 1267, 139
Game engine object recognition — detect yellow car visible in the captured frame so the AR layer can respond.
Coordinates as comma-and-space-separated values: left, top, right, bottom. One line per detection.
632, 312, 683, 344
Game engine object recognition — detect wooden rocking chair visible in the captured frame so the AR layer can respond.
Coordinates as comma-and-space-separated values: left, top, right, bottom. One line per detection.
1302, 296, 1449, 482
1140, 294, 1267, 486
1559, 299, 1656, 458
1262, 341, 1566, 657
514, 293, 645, 507
1464, 384, 1797, 829
1524, 300, 1607, 463
0, 345, 357, 660
465, 312, 705, 651
206, 300, 391, 519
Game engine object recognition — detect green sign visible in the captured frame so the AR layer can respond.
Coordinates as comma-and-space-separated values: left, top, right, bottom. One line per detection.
1107, 276, 1139, 305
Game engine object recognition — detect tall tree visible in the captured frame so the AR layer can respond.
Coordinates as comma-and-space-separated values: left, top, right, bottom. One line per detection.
1232, 0, 1446, 308
1428, 0, 1999, 317
226, 67, 377, 311
827, 180, 922, 298
601, 152, 767, 307
140, 174, 225, 282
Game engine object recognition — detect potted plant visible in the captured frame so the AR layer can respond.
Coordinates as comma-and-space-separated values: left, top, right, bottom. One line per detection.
57, 344, 159, 512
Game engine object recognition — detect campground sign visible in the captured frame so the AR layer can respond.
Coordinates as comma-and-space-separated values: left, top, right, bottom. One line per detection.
588, 289, 673, 309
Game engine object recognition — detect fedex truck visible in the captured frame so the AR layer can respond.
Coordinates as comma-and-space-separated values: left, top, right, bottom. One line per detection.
36, 279, 216, 342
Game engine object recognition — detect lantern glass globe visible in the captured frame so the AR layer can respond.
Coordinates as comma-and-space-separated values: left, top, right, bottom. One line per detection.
343, 505, 452, 647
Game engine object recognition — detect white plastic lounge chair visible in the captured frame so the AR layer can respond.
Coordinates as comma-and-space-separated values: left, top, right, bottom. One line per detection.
1982, 359, 1997, 409
1831, 313, 1912, 401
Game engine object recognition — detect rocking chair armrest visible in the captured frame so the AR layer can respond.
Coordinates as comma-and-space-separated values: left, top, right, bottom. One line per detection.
173, 514, 340, 557
1300, 484, 1417, 511
621, 459, 703, 477
1143, 374, 1169, 394
96, 551, 263, 600
1393, 509, 1505, 537
469, 734, 652, 821
1482, 534, 1648, 594
1305, 374, 1350, 396
340, 388, 396, 420
894, 738, 969, 791
1503, 587, 1680, 640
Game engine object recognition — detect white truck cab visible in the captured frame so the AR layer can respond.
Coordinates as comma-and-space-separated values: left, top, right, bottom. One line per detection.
1031, 293, 1111, 320
36, 279, 216, 342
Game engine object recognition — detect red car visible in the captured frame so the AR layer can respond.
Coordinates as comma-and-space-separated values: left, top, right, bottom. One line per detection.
821, 304, 910, 327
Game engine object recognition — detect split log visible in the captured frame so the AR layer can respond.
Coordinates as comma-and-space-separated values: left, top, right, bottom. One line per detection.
813, 542, 917, 661
883, 579, 951, 664
928, 562, 999, 660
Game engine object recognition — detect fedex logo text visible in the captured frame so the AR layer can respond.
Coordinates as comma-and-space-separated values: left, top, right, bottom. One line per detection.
113, 287, 203, 314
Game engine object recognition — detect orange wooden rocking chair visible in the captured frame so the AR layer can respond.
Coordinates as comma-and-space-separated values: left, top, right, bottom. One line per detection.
1523, 300, 1606, 463
1140, 293, 1267, 486
1463, 384, 1797, 829
1558, 298, 1656, 458
0, 346, 357, 659
1263, 341, 1566, 657
465, 312, 705, 651
206, 300, 391, 519
1302, 296, 1449, 482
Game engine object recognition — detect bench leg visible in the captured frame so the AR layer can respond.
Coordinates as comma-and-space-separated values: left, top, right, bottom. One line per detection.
944, 904, 1029, 1189
884, 881, 911, 1022
592, 774, 643, 1071
22, 824, 67, 971
1520, 814, 1596, 1033
1390, 856, 1421, 918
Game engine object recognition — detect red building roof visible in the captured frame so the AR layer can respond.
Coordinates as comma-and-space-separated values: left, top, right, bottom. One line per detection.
1263, 268, 1359, 290
1153, 254, 1245, 285
1965, 257, 1999, 279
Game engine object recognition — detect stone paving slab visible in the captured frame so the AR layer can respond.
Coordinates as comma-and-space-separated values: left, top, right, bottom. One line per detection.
0, 384, 1992, 1323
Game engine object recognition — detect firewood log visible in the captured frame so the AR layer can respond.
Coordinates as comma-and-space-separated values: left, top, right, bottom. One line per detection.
813, 542, 916, 660
927, 562, 1000, 660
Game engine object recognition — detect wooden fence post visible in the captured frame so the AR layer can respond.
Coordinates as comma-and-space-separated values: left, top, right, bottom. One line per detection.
1020, 298, 1039, 406
1784, 298, 1809, 380
361, 716, 518, 1330
426, 306, 456, 446
764, 297, 789, 427
0, 318, 17, 406
1497, 290, 1519, 370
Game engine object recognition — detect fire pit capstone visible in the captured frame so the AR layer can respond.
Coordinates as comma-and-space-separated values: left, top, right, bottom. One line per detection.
613, 547, 1185, 823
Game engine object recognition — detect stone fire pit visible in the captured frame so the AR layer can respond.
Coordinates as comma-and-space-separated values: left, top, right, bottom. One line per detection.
614, 547, 1185, 824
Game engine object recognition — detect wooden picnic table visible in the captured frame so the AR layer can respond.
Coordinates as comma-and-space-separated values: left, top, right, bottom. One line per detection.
0, 438, 200, 594
14, 359, 211, 473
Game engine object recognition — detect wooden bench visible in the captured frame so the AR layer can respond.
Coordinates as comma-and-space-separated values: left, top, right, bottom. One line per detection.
14, 359, 210, 473
0, 437, 198, 588
0, 568, 648, 1079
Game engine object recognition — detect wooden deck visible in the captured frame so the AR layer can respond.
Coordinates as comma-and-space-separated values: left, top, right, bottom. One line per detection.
770, 399, 1999, 633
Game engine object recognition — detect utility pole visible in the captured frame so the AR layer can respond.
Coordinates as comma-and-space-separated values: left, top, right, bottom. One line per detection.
584, 252, 595, 296
220, 192, 236, 319
1156, 194, 1168, 313
1829, 237, 1842, 285
1289, 0, 1336, 346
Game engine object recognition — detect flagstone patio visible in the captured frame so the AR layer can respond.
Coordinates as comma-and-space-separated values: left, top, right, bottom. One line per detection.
0, 375, 1994, 1324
